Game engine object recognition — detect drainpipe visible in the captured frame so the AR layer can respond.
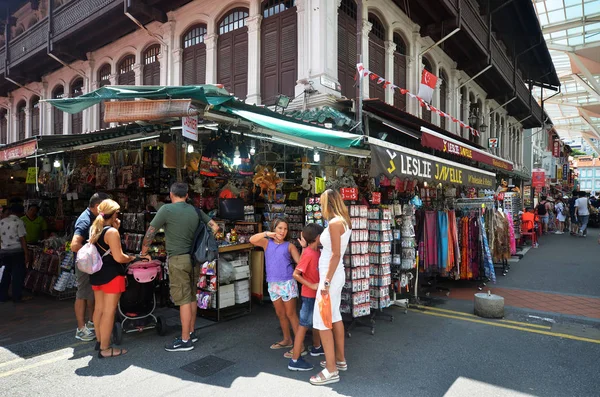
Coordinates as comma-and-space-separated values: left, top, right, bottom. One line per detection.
356, 0, 363, 135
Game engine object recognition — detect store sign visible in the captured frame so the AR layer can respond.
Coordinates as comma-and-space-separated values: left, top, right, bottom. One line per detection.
552, 139, 560, 158
557, 166, 563, 181
182, 115, 198, 142
97, 153, 111, 166
421, 130, 513, 171
370, 143, 495, 189
531, 169, 545, 189
488, 137, 499, 149
26, 167, 38, 184
340, 188, 358, 201
0, 141, 36, 162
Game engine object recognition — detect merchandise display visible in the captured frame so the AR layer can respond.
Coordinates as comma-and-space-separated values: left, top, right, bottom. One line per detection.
342, 205, 371, 318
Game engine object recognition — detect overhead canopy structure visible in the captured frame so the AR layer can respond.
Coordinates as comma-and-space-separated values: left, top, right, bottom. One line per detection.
533, 0, 600, 151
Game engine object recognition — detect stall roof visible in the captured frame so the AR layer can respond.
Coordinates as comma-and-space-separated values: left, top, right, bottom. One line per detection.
43, 85, 233, 114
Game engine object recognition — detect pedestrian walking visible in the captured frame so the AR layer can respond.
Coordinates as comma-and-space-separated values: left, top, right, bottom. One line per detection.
250, 218, 301, 351
0, 205, 30, 303
536, 196, 551, 234
287, 223, 324, 371
140, 182, 219, 352
574, 191, 591, 237
310, 189, 351, 386
568, 192, 579, 235
71, 192, 109, 341
89, 199, 141, 358
554, 198, 566, 234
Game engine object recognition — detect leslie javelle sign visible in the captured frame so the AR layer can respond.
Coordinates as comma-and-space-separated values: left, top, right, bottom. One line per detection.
370, 142, 495, 189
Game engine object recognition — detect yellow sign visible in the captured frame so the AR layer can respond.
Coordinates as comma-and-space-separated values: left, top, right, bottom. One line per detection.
0, 199, 7, 206
26, 167, 38, 184
289, 192, 299, 201
98, 153, 111, 165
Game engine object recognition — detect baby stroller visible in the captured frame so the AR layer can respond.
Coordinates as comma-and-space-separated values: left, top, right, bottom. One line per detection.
112, 259, 167, 345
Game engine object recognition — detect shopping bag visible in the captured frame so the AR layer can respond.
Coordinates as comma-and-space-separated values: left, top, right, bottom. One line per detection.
319, 291, 333, 329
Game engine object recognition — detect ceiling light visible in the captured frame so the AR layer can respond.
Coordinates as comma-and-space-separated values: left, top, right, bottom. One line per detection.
249, 140, 256, 156
187, 144, 194, 154
314, 150, 320, 162
233, 146, 242, 165
53, 159, 61, 168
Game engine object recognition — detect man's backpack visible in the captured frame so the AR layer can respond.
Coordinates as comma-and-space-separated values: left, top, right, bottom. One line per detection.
190, 208, 218, 265
537, 201, 547, 216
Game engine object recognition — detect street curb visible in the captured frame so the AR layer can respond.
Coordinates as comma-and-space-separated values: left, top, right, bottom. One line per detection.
504, 305, 600, 328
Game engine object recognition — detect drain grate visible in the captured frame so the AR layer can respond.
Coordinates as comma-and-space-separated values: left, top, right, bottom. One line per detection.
181, 355, 235, 377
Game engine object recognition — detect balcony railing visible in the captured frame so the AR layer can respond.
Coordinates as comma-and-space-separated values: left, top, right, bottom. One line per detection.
516, 75, 530, 107
491, 37, 513, 86
53, 0, 120, 39
8, 17, 49, 64
0, 47, 5, 74
460, 0, 487, 52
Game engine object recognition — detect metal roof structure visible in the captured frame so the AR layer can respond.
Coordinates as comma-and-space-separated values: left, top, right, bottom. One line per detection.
532, 0, 600, 152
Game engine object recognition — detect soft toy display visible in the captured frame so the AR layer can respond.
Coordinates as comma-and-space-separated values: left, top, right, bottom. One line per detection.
253, 165, 282, 202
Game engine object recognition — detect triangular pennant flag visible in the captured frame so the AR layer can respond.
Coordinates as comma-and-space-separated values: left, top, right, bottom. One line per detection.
377, 77, 385, 85
370, 73, 379, 81
400, 89, 408, 95
357, 63, 364, 72
363, 71, 370, 77
383, 81, 391, 89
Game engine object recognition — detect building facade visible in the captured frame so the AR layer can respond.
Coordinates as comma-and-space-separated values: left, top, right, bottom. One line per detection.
575, 157, 600, 194
0, 0, 557, 172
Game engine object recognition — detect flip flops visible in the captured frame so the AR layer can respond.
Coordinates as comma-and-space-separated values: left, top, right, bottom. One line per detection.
98, 347, 128, 359
270, 342, 293, 350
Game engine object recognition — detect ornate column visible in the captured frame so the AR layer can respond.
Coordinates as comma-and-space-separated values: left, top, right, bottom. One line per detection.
360, 18, 371, 100
246, 14, 262, 105
204, 34, 218, 84
407, 28, 421, 116
23, 106, 30, 140
171, 48, 184, 85
384, 40, 395, 105
134, 62, 143, 86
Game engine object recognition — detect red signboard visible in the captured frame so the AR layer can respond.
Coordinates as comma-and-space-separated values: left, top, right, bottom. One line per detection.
421, 130, 513, 171
531, 169, 546, 189
340, 187, 358, 201
552, 139, 560, 158
371, 192, 381, 205
0, 141, 37, 162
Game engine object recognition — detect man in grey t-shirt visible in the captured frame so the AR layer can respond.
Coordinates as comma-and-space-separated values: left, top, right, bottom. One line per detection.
574, 191, 590, 237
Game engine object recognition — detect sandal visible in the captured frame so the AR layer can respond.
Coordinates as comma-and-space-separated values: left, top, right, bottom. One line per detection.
98, 347, 128, 359
310, 368, 340, 386
270, 341, 293, 350
284, 347, 307, 359
320, 360, 348, 371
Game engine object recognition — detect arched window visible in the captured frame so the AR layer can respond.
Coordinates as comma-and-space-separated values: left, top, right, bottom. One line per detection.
0, 109, 7, 144
182, 24, 207, 85
393, 33, 407, 110
338, 0, 357, 99
31, 96, 40, 136
97, 64, 111, 129
217, 9, 249, 99
421, 57, 433, 124
52, 86, 64, 135
117, 55, 136, 85
17, 101, 26, 141
439, 70, 448, 131
261, 0, 298, 105
143, 45, 161, 85
71, 79, 84, 134
368, 13, 385, 101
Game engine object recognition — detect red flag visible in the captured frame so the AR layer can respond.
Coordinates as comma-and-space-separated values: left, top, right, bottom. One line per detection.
370, 73, 378, 81
418, 69, 438, 103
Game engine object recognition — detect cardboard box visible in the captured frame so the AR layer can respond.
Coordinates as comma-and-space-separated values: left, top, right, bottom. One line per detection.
234, 265, 250, 280
234, 279, 250, 291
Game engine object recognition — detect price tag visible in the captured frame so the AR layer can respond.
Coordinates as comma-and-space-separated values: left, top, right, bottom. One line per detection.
289, 192, 299, 201
98, 153, 111, 165
26, 167, 38, 184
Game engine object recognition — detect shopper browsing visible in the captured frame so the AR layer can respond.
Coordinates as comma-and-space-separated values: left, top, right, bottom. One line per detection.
140, 183, 219, 352
574, 191, 591, 237
310, 189, 352, 386
0, 205, 30, 303
250, 218, 301, 351
21, 204, 48, 244
71, 192, 109, 342
287, 223, 325, 371
89, 199, 140, 358
536, 196, 551, 234
554, 198, 566, 234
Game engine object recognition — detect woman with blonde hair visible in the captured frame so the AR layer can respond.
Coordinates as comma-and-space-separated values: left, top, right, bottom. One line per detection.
89, 199, 143, 358
310, 189, 351, 386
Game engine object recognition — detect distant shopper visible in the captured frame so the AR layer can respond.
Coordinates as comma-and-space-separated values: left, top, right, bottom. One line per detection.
287, 223, 324, 371
21, 204, 48, 244
574, 191, 590, 237
536, 196, 551, 234
554, 198, 566, 234
89, 199, 139, 358
250, 218, 301, 351
0, 205, 30, 303
71, 192, 109, 341
140, 182, 219, 352
569, 192, 579, 235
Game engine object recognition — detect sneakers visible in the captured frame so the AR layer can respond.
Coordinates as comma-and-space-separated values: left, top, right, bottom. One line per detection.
284, 347, 307, 359
75, 326, 96, 342
190, 331, 198, 344
165, 337, 194, 352
288, 357, 314, 371
86, 321, 95, 331
309, 345, 325, 357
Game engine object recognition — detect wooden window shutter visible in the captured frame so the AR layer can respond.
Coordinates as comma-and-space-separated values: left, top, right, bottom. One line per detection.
218, 34, 233, 94
393, 34, 407, 111
218, 9, 248, 99
232, 29, 248, 100
17, 104, 26, 141
261, 16, 279, 105
0, 114, 6, 144
71, 80, 84, 134
31, 99, 40, 136
279, 10, 297, 99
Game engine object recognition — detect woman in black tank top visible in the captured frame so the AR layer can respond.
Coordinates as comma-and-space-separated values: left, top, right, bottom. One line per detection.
88, 199, 142, 358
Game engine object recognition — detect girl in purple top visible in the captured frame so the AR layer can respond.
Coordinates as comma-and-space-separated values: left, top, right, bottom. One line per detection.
250, 218, 301, 350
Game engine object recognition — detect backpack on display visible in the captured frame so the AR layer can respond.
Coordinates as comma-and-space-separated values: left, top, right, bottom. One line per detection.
191, 208, 218, 265
537, 202, 547, 215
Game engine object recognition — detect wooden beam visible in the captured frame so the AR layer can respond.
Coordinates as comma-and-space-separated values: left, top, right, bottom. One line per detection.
127, 0, 168, 24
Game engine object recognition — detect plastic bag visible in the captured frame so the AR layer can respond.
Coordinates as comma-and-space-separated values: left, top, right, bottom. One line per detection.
318, 292, 333, 329
219, 259, 234, 284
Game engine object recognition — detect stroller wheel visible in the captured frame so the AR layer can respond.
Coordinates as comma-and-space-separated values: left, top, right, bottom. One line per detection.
156, 316, 167, 336
112, 322, 123, 345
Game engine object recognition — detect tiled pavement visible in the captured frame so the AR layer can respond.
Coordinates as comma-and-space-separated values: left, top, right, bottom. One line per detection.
432, 286, 600, 320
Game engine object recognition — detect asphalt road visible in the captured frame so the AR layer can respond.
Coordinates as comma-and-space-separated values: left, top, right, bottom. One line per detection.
1, 303, 598, 397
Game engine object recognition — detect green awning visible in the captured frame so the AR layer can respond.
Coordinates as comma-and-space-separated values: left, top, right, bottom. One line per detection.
219, 107, 364, 149
43, 85, 233, 114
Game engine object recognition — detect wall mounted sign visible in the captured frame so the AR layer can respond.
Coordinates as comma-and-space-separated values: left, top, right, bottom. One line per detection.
562, 164, 568, 181
369, 138, 495, 189
488, 137, 499, 149
420, 128, 513, 171
552, 139, 560, 158
0, 141, 36, 162
531, 169, 546, 189
182, 115, 198, 142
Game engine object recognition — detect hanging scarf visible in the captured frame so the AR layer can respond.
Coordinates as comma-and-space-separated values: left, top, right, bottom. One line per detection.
479, 215, 496, 283
506, 212, 517, 255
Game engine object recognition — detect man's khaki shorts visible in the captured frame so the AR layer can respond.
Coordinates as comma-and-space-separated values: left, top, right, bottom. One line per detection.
75, 267, 94, 301
168, 254, 199, 306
